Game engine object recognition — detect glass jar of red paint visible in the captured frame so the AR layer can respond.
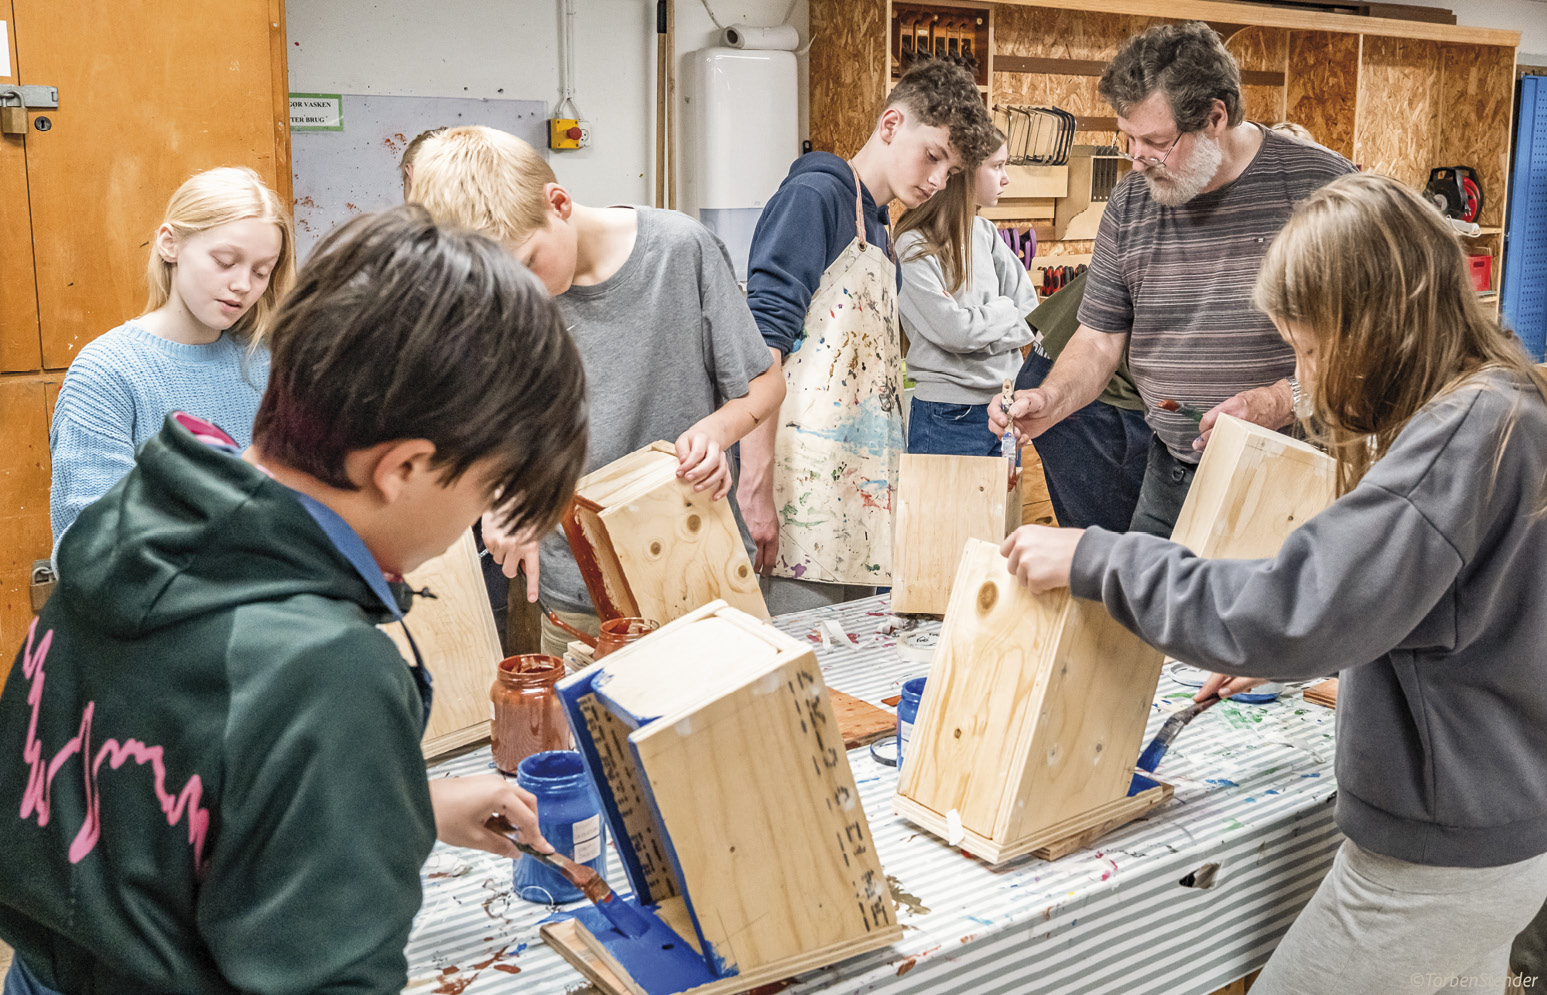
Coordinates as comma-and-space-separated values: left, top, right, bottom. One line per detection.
490, 654, 572, 774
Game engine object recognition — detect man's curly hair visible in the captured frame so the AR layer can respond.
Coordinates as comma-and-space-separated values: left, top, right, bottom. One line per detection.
884, 58, 999, 167
1099, 21, 1243, 132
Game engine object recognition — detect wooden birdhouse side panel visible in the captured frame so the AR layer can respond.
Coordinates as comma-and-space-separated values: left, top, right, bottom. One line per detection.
895, 538, 1068, 839
1171, 415, 1337, 560
1003, 597, 1164, 842
891, 454, 1011, 614
599, 475, 768, 623
630, 641, 896, 976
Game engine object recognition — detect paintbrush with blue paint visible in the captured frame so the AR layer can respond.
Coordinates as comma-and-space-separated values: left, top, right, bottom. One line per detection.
1136, 692, 1221, 773
485, 814, 650, 937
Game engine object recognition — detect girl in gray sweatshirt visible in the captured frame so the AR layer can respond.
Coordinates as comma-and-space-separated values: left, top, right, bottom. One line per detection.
897, 136, 1039, 456
1000, 173, 1547, 993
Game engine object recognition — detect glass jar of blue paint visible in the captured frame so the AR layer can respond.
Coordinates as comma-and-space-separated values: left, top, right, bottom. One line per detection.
513, 750, 607, 904
896, 677, 927, 772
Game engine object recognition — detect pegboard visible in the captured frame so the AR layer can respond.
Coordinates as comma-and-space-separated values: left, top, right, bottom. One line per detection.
1504, 75, 1547, 361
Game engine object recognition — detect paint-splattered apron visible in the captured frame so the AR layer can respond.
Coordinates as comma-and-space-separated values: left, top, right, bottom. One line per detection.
770, 164, 903, 585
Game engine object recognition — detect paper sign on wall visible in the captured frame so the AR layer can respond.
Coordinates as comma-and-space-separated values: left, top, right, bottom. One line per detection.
1, 22, 11, 79
289, 93, 343, 132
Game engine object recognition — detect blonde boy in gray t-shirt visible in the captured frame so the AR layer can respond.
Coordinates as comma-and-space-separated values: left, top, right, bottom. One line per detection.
410, 126, 783, 652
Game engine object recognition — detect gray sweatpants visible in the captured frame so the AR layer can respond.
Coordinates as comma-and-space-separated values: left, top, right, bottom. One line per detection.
1252, 839, 1547, 994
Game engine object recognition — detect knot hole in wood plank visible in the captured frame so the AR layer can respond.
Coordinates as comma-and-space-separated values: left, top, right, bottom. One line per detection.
685, 513, 703, 534
976, 581, 998, 613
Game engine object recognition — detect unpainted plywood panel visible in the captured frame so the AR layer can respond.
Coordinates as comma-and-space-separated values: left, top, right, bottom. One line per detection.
1355, 35, 1442, 189
383, 529, 505, 757
1226, 26, 1288, 124
1436, 43, 1516, 230
891, 454, 1009, 614
809, 0, 888, 158
1285, 30, 1360, 160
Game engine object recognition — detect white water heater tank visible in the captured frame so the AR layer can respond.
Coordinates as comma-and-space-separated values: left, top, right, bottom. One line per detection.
681, 44, 799, 282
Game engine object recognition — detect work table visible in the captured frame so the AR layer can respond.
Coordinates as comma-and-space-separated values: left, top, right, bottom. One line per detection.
406, 595, 1340, 994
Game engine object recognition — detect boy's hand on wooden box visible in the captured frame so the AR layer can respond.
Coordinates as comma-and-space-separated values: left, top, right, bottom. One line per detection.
481, 509, 541, 602
675, 429, 733, 500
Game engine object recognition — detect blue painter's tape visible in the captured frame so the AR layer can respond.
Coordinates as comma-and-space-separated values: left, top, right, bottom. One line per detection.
543, 905, 721, 994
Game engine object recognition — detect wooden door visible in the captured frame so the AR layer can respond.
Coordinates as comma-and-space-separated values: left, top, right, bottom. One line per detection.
0, 0, 289, 667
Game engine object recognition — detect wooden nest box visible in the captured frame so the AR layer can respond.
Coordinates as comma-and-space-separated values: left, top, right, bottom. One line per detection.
545, 600, 902, 994
894, 539, 1169, 863
564, 441, 768, 623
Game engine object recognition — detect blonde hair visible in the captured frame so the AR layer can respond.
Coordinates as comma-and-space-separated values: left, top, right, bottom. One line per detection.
409, 125, 557, 244
894, 132, 1006, 294
1269, 121, 1314, 143
1253, 172, 1547, 500
144, 166, 295, 347
399, 127, 446, 190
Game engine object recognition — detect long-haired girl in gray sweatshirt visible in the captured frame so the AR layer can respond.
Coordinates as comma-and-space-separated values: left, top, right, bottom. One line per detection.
896, 132, 1039, 457
999, 172, 1547, 993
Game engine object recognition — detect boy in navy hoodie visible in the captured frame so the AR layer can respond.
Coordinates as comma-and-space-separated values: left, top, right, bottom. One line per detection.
739, 59, 998, 613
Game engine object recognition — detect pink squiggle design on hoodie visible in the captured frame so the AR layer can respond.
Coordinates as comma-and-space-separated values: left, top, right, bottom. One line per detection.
18, 618, 210, 872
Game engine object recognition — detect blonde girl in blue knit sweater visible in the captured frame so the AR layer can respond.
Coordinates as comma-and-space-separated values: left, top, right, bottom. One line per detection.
49, 167, 294, 557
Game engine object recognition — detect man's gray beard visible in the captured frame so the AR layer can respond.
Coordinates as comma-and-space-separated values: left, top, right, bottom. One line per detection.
1144, 134, 1225, 206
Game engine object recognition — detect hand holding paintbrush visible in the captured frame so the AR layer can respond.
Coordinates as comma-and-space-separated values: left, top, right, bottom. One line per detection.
484, 814, 651, 937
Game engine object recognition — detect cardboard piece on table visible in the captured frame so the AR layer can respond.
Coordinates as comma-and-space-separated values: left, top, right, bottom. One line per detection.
894, 539, 1167, 863
564, 442, 768, 624
1169, 414, 1336, 559
1304, 679, 1338, 709
891, 453, 1017, 615
382, 529, 503, 759
549, 601, 901, 994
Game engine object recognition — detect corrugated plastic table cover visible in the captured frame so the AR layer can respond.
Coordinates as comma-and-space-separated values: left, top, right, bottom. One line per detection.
406, 595, 1342, 995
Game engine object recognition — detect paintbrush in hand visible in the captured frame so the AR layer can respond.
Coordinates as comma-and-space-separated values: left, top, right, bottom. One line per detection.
484, 814, 650, 937
1136, 693, 1221, 773
1157, 398, 1206, 424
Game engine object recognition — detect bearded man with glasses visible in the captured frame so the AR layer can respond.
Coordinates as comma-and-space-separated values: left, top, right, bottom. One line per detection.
995, 20, 1355, 536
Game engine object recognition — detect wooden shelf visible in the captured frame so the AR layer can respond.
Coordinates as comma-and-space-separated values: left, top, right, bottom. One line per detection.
982, 0, 1519, 46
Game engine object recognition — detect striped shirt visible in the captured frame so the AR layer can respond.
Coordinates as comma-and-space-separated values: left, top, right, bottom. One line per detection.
1079, 128, 1356, 462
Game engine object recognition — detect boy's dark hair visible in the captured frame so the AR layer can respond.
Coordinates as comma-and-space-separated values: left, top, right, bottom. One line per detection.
253, 204, 588, 536
884, 59, 998, 167
1099, 21, 1243, 133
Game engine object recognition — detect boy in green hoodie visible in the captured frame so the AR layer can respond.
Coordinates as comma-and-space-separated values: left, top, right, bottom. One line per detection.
0, 206, 588, 995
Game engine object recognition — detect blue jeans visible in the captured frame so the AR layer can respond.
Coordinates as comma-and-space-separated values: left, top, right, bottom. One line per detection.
907, 398, 1001, 456
5, 960, 62, 995
1128, 435, 1198, 537
1015, 350, 1154, 532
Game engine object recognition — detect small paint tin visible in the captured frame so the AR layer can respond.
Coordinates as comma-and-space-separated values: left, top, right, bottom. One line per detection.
1228, 682, 1284, 704
896, 677, 927, 772
513, 750, 607, 904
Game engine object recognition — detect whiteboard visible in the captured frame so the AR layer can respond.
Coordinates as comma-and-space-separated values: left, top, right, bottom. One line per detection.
290, 93, 548, 258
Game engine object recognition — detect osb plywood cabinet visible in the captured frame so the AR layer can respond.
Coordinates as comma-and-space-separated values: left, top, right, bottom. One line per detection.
809, 0, 1518, 289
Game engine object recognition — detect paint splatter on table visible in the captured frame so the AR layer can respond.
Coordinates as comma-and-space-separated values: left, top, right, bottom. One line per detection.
407, 595, 1340, 994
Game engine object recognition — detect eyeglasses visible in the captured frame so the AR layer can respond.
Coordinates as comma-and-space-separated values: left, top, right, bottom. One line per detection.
1113, 131, 1184, 169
